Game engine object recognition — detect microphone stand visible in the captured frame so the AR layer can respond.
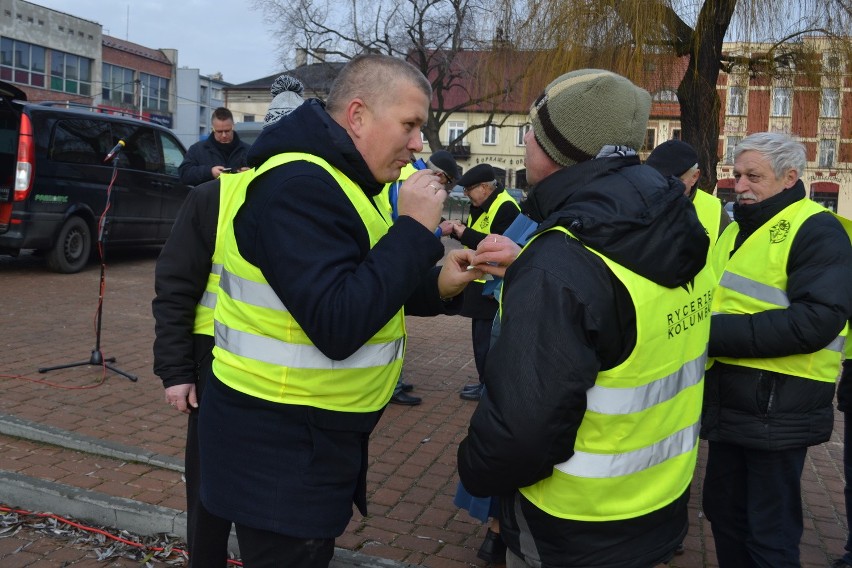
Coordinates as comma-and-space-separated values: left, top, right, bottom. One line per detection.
38, 146, 137, 382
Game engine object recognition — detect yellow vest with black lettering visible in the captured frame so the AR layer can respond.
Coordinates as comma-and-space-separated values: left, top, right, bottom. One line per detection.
211, 153, 406, 412
191, 170, 256, 335
466, 190, 520, 283
512, 226, 713, 521
712, 198, 848, 382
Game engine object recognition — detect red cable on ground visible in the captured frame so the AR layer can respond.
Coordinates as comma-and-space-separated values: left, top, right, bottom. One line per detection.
0, 505, 243, 566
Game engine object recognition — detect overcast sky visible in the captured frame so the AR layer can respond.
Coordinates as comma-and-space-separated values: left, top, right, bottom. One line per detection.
31, 0, 284, 85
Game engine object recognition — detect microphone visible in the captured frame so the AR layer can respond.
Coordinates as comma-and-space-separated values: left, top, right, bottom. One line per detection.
103, 140, 125, 163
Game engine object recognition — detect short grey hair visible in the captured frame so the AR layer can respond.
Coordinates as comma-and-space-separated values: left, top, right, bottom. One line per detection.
733, 133, 806, 179
326, 53, 431, 115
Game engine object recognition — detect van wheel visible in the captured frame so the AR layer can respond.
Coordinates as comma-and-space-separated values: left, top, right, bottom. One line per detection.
46, 217, 92, 273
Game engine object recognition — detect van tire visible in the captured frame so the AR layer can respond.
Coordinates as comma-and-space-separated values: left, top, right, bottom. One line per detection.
46, 216, 92, 273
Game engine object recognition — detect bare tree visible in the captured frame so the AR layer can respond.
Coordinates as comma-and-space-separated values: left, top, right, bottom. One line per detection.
514, 0, 852, 191
251, 0, 537, 151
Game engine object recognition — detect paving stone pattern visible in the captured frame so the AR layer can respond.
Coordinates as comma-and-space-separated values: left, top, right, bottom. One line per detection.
0, 247, 849, 567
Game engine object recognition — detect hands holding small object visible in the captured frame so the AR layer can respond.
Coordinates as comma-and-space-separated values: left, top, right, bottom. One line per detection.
467, 234, 521, 279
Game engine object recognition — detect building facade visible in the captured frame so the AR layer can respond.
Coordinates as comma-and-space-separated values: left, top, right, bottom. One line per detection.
1, 1, 180, 130
173, 68, 228, 148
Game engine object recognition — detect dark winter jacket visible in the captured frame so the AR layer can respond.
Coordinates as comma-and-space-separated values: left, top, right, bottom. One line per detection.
701, 182, 852, 450
178, 132, 249, 186
152, 179, 219, 389
839, 342, 852, 412
200, 99, 459, 539
457, 187, 520, 319
457, 154, 709, 568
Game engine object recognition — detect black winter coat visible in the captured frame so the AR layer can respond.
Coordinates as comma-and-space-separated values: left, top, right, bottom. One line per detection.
199, 99, 460, 539
152, 179, 219, 388
458, 155, 709, 568
178, 133, 249, 186
701, 183, 852, 450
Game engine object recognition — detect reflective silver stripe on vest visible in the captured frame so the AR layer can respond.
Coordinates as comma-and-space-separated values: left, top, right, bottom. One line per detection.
719, 272, 790, 307
197, 264, 224, 310
826, 335, 845, 353
219, 269, 288, 311
554, 422, 700, 479
215, 321, 404, 370
199, 290, 217, 309
586, 350, 707, 415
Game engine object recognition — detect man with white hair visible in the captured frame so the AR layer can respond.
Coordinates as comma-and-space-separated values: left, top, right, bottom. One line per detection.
702, 132, 852, 567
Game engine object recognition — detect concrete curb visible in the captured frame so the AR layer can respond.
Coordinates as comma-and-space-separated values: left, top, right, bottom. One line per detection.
0, 415, 419, 568
0, 413, 183, 472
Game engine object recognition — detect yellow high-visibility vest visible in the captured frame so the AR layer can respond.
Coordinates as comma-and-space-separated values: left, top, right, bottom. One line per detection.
712, 198, 848, 382
212, 153, 406, 412
511, 226, 713, 521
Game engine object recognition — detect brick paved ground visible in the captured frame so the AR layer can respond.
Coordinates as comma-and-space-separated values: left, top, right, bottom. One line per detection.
0, 246, 849, 567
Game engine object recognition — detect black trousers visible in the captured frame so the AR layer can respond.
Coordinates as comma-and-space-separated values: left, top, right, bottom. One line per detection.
234, 524, 335, 568
471, 317, 492, 384
843, 413, 852, 564
185, 361, 233, 567
702, 440, 807, 568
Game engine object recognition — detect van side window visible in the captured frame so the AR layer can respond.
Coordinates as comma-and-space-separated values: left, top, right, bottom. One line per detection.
50, 119, 110, 165
160, 133, 184, 177
112, 124, 162, 173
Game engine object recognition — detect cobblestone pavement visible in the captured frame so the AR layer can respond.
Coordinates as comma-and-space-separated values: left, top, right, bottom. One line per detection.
0, 246, 849, 567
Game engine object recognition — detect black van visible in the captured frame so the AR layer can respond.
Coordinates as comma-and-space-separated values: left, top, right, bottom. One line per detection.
0, 81, 190, 273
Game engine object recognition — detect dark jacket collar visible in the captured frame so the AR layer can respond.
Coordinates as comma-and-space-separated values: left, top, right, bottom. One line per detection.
246, 99, 385, 196
524, 156, 709, 288
732, 180, 806, 238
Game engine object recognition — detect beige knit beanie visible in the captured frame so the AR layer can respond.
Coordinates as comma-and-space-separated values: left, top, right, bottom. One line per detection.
529, 69, 651, 167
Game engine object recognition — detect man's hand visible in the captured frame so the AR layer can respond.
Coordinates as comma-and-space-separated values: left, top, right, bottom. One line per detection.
211, 165, 229, 179
164, 383, 198, 415
469, 235, 521, 279
438, 220, 455, 236
398, 169, 447, 231
438, 248, 482, 299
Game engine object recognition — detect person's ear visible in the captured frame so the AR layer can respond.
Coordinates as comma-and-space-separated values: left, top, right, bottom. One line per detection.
346, 98, 368, 137
783, 167, 799, 189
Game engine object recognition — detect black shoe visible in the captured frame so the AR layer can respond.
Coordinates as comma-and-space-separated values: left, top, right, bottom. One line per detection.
399, 382, 414, 392
390, 391, 422, 406
674, 542, 684, 555
477, 528, 506, 564
832, 559, 852, 567
460, 384, 484, 401
461, 383, 481, 392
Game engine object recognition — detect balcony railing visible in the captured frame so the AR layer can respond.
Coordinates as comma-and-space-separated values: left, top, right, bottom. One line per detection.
448, 143, 471, 160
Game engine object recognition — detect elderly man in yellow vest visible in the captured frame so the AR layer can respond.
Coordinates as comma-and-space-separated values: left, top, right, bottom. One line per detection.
702, 132, 852, 567
458, 69, 713, 568
448, 163, 521, 402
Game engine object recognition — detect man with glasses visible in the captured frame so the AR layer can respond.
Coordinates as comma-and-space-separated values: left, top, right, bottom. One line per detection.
448, 163, 520, 401
179, 107, 250, 186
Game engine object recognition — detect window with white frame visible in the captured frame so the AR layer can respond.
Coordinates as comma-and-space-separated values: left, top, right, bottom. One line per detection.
517, 123, 530, 146
140, 73, 170, 112
728, 86, 745, 115
771, 87, 791, 117
49, 49, 92, 96
102, 63, 134, 105
0, 38, 45, 88
819, 139, 836, 168
483, 124, 498, 145
447, 121, 465, 145
725, 135, 742, 164
822, 88, 840, 118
